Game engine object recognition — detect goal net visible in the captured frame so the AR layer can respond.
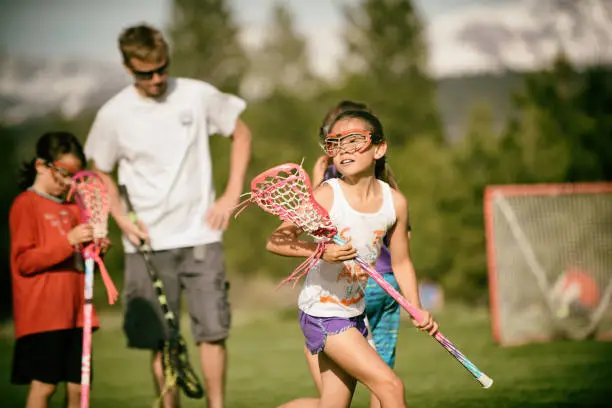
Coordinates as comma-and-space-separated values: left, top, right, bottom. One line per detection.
484, 183, 612, 346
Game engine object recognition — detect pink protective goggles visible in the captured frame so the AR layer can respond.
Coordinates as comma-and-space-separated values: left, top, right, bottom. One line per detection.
46, 160, 78, 179
322, 129, 372, 157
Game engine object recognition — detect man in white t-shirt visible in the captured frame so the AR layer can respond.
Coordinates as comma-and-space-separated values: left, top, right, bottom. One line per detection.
84, 24, 251, 408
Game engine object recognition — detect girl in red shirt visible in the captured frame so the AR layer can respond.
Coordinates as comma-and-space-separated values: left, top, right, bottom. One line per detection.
9, 131, 102, 408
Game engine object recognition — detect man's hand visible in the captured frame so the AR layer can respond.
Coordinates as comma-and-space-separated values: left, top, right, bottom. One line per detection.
115, 214, 149, 247
206, 193, 239, 231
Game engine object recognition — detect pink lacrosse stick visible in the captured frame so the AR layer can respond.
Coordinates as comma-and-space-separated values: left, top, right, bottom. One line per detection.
234, 163, 493, 389
68, 171, 118, 408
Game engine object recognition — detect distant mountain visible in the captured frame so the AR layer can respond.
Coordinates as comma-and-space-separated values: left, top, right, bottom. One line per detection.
436, 71, 526, 138
0, 55, 129, 125
425, 0, 612, 77
0, 52, 525, 140
2, 0, 610, 133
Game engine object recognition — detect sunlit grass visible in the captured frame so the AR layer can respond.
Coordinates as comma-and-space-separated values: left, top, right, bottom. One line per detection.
1, 284, 610, 408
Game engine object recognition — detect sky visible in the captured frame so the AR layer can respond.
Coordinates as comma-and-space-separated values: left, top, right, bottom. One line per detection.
1, 0, 609, 123
0, 0, 509, 75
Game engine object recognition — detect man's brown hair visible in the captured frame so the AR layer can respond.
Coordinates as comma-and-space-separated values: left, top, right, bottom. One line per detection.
118, 23, 168, 65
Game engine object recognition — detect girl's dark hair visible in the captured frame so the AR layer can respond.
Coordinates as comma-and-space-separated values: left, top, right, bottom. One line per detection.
319, 100, 372, 140
327, 110, 399, 190
18, 131, 86, 190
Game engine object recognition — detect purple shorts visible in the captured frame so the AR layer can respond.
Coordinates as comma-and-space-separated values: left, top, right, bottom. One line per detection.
299, 310, 368, 354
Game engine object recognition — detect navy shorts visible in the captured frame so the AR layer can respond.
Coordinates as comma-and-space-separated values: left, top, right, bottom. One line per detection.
12, 328, 92, 385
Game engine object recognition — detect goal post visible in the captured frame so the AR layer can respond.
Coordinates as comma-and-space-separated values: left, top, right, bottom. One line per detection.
484, 182, 612, 346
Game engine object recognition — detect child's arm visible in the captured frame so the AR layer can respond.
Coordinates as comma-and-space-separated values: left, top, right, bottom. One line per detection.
388, 189, 438, 333
266, 221, 319, 258
266, 184, 356, 262
10, 201, 91, 276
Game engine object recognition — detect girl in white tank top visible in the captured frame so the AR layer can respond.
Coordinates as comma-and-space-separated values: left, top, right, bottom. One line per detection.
266, 110, 439, 408
297, 178, 396, 318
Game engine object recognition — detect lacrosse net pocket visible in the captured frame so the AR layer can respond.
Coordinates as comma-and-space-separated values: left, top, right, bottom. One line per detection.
233, 163, 338, 288
68, 171, 118, 304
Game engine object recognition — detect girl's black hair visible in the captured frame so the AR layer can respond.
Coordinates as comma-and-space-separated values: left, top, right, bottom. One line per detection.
319, 100, 371, 140
327, 110, 398, 189
18, 131, 86, 190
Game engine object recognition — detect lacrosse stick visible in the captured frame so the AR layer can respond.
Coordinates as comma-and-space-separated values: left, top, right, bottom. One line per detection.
234, 163, 493, 389
68, 171, 118, 408
118, 185, 204, 401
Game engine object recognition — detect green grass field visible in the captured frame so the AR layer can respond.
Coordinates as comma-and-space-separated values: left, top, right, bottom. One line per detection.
1, 287, 611, 408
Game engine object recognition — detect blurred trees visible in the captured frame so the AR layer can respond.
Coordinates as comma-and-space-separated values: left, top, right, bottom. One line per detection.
341, 0, 443, 145
169, 0, 248, 94
438, 103, 500, 302
436, 51, 612, 301
2, 0, 611, 309
507, 54, 612, 182
242, 2, 320, 99
0, 123, 19, 320
212, 2, 325, 279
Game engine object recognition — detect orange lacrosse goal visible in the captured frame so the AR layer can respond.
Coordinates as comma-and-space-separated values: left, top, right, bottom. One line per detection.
484, 182, 612, 346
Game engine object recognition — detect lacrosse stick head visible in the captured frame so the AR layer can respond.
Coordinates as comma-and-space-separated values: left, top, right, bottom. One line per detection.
68, 171, 110, 244
249, 163, 338, 240
162, 338, 205, 399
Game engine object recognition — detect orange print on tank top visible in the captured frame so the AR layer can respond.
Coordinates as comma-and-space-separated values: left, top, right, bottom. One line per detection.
372, 230, 386, 247
336, 263, 366, 283
319, 292, 364, 306
339, 227, 352, 243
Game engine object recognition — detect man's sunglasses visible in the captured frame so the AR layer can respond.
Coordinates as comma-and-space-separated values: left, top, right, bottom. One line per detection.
130, 60, 169, 80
